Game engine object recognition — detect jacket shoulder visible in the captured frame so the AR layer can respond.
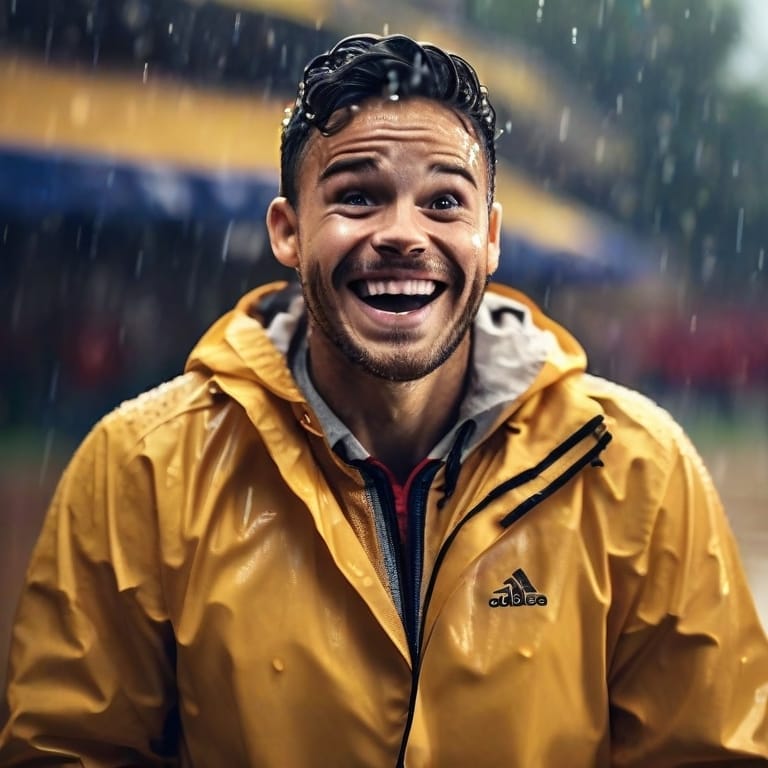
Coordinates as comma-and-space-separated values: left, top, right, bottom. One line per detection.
579, 373, 706, 472
96, 371, 216, 456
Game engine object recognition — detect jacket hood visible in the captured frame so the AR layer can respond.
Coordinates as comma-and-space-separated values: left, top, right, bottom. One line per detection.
185, 281, 588, 418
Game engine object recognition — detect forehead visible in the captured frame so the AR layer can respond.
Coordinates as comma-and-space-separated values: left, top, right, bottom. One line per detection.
300, 97, 486, 178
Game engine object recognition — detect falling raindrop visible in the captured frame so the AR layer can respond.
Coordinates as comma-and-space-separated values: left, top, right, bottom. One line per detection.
221, 221, 233, 262
90, 215, 104, 260
135, 249, 144, 278
559, 107, 570, 142
732, 160, 740, 178
232, 12, 242, 45
48, 364, 60, 403
387, 69, 400, 97
595, 136, 605, 163
694, 139, 704, 170
44, 24, 54, 62
661, 156, 675, 184
689, 314, 698, 333
142, 62, 149, 83
701, 250, 716, 282
39, 428, 55, 486
736, 208, 744, 253
758, 249, 765, 271
616, 94, 623, 115
709, 9, 719, 35
536, 0, 545, 24
571, 27, 578, 45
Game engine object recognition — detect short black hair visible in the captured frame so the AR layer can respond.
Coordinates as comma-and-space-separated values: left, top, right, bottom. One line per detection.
279, 33, 497, 208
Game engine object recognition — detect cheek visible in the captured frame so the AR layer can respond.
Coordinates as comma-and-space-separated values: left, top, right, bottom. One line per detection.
310, 218, 360, 260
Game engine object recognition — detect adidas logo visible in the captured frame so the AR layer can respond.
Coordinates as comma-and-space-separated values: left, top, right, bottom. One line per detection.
488, 568, 548, 607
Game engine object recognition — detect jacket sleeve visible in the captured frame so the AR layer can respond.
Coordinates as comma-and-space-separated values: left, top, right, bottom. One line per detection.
0, 414, 180, 765
608, 427, 768, 766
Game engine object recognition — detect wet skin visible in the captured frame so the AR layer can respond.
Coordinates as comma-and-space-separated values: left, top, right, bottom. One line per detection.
267, 97, 503, 473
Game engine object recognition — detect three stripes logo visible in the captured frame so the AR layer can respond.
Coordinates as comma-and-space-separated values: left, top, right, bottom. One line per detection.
488, 568, 548, 608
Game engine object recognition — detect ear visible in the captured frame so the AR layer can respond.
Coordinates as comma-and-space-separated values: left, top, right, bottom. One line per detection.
267, 196, 300, 268
486, 201, 503, 276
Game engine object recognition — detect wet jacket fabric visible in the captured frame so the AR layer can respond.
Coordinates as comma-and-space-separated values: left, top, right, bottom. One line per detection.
1, 282, 767, 766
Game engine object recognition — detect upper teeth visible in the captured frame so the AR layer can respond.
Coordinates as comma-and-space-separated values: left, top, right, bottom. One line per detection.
358, 279, 436, 297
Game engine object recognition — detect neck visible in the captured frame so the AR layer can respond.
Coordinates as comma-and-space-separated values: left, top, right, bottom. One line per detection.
307, 335, 471, 483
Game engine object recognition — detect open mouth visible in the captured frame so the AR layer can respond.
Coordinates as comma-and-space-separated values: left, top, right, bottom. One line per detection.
350, 278, 446, 314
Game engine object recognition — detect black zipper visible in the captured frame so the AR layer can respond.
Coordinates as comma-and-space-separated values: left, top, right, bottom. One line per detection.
353, 461, 407, 621
394, 416, 612, 767
405, 462, 443, 660
357, 460, 444, 662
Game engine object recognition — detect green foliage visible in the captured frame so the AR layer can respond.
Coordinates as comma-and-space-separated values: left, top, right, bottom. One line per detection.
464, 0, 765, 295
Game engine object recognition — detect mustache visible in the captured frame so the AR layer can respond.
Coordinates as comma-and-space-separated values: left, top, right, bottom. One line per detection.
332, 255, 457, 286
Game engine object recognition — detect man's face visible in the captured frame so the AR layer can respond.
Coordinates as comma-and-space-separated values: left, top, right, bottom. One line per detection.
268, 97, 502, 382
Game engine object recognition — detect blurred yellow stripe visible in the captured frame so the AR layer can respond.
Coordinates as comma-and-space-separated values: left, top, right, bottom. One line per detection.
0, 54, 600, 258
495, 162, 603, 260
0, 55, 283, 172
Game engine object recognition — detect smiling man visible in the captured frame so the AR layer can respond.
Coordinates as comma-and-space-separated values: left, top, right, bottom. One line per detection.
2, 33, 767, 767
268, 92, 501, 479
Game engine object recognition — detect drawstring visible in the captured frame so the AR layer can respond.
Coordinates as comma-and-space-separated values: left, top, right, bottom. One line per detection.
437, 419, 476, 509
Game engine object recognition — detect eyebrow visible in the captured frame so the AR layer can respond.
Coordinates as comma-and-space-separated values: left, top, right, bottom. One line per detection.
430, 162, 478, 189
318, 157, 479, 189
319, 157, 379, 182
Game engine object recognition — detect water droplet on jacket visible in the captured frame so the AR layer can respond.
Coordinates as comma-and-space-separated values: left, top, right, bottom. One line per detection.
518, 646, 533, 659
272, 658, 285, 672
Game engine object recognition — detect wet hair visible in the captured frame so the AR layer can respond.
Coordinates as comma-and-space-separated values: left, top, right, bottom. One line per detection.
279, 33, 497, 208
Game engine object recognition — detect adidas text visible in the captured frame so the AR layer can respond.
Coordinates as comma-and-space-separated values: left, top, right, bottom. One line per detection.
488, 568, 548, 608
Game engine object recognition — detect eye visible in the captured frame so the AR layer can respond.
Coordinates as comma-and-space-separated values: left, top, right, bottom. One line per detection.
339, 190, 373, 206
429, 193, 460, 211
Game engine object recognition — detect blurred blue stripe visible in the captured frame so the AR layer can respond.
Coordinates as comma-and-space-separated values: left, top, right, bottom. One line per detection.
0, 145, 278, 221
0, 145, 651, 283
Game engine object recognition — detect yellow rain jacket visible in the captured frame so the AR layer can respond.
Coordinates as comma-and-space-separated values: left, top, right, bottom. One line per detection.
2, 283, 767, 766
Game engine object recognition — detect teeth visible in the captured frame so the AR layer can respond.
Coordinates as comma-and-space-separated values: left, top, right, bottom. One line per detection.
358, 279, 436, 297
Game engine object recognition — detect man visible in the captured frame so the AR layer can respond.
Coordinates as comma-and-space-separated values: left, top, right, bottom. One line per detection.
1, 33, 767, 766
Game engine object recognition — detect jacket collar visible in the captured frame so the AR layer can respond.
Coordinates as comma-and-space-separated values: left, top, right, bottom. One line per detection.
185, 281, 589, 454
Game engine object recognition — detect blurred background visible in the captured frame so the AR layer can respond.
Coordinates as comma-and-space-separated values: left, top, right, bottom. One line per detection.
1, 0, 766, 704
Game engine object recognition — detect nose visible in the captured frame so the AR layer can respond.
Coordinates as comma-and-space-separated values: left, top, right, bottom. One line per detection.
370, 201, 428, 257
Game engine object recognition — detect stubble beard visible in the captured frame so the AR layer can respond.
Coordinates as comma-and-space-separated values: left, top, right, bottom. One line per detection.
299, 263, 487, 382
